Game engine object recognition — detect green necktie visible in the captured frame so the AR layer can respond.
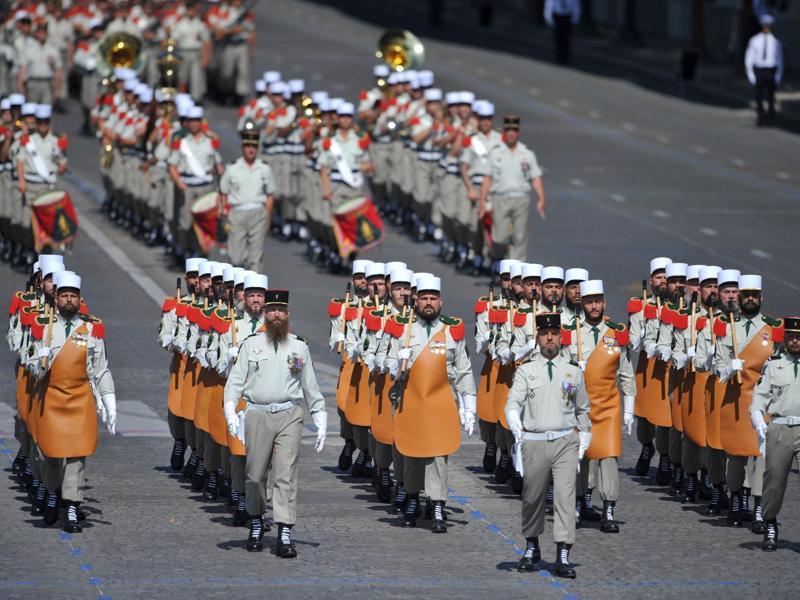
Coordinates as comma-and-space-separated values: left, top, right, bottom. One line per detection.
744, 319, 753, 336
273, 340, 278, 352
425, 322, 432, 338
250, 317, 258, 333
794, 360, 798, 378
546, 360, 554, 381
591, 326, 599, 344
64, 321, 72, 337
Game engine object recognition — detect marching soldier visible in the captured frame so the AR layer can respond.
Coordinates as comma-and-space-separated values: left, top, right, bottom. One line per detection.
563, 268, 588, 325
218, 127, 276, 272
385, 275, 476, 533
751, 315, 800, 551
506, 312, 590, 578
172, 0, 212, 100
479, 115, 546, 263
28, 272, 116, 533
224, 288, 327, 556
568, 280, 635, 532
16, 20, 63, 106
208, 0, 255, 104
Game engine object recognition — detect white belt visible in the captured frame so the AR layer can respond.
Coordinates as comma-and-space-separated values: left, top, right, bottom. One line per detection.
330, 169, 361, 183
264, 144, 285, 154
521, 428, 573, 442
771, 416, 800, 426
230, 202, 264, 211
417, 150, 442, 161
246, 400, 295, 414
179, 173, 214, 186
471, 175, 485, 185
375, 135, 391, 143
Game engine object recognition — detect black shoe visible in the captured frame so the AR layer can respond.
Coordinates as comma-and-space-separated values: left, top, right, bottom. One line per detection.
545, 484, 554, 515
351, 450, 373, 478
246, 517, 264, 552
228, 489, 240, 511
183, 452, 199, 480
11, 447, 24, 474
233, 508, 249, 527
63, 502, 83, 533
511, 472, 523, 494
698, 470, 712, 500
338, 440, 355, 471
741, 488, 752, 522
600, 500, 619, 533
276, 523, 297, 558
430, 501, 447, 533
191, 462, 207, 491
495, 453, 511, 484
655, 454, 672, 486
751, 497, 766, 534
43, 490, 59, 526
203, 471, 218, 501
683, 474, 698, 503
27, 478, 39, 502
170, 439, 186, 471
581, 491, 601, 522
377, 468, 392, 503
402, 494, 419, 527
705, 485, 723, 516
727, 492, 743, 527
31, 483, 46, 516
670, 465, 684, 496
762, 520, 778, 552
394, 487, 408, 514
517, 538, 541, 572
483, 443, 498, 473
635, 443, 654, 476
555, 543, 576, 579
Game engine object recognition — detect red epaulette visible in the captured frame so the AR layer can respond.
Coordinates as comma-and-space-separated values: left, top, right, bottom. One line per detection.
462, 135, 472, 148
175, 303, 189, 318
614, 328, 630, 347
8, 295, 20, 316
627, 298, 643, 314
561, 329, 572, 345
384, 317, 404, 339
327, 300, 343, 318
659, 306, 674, 325
343, 306, 358, 321
513, 311, 527, 328
364, 311, 382, 333
89, 321, 105, 339
473, 299, 488, 314
695, 316, 708, 332
644, 304, 658, 320
672, 312, 689, 331
211, 313, 230, 334
449, 321, 465, 341
488, 308, 508, 324
79, 302, 89, 315
772, 326, 784, 343
162, 297, 177, 313
713, 319, 727, 339
358, 90, 368, 101
358, 134, 371, 150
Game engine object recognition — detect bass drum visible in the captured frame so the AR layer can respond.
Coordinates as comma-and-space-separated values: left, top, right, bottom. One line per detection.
30, 189, 79, 251
191, 191, 228, 253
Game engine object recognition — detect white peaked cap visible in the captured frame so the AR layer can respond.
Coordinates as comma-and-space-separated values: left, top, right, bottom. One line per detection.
738, 274, 762, 291
366, 262, 386, 279
8, 93, 25, 105
269, 81, 287, 94
123, 78, 139, 91
522, 263, 542, 279
509, 262, 524, 279
650, 257, 672, 274
384, 261, 407, 275
665, 262, 688, 278
254, 80, 267, 93
565, 268, 589, 283
352, 259, 372, 275
318, 99, 332, 112
416, 275, 441, 293
390, 268, 413, 284
311, 91, 328, 104
499, 259, 521, 275
212, 262, 232, 278
185, 257, 203, 273
717, 269, 741, 287
40, 255, 65, 277
475, 100, 495, 117
21, 102, 37, 116
139, 89, 154, 103
223, 267, 242, 283
197, 261, 212, 276
337, 102, 355, 116
329, 97, 344, 110
32, 260, 40, 274
53, 270, 76, 287
407, 73, 420, 90
542, 266, 565, 282
0, 99, 10, 111
47, 263, 66, 278
244, 274, 268, 290
418, 70, 434, 86
699, 266, 720, 282
187, 106, 204, 119
288, 79, 305, 93
235, 269, 257, 287
445, 92, 459, 105
373, 64, 390, 77
263, 70, 281, 83
412, 272, 433, 288
580, 279, 604, 297
38, 253, 64, 264
386, 73, 400, 85
35, 104, 52, 119
57, 273, 81, 291
687, 265, 706, 281
424, 88, 443, 102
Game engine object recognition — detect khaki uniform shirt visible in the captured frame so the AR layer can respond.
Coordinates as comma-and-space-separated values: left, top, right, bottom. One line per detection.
752, 352, 800, 418
318, 130, 371, 176
20, 39, 62, 78
506, 353, 591, 433
172, 16, 210, 51
713, 313, 767, 373
224, 332, 325, 413
220, 157, 275, 206
167, 132, 221, 181
15, 131, 66, 182
488, 141, 541, 196
461, 129, 503, 178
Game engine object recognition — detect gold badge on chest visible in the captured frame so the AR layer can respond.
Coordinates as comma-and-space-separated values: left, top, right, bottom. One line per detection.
71, 333, 88, 348
429, 341, 447, 355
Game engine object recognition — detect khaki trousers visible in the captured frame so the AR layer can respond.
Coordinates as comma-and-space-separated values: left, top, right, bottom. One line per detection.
392, 445, 406, 484
244, 405, 303, 525
636, 418, 670, 455
727, 454, 764, 495
762, 424, 800, 520
521, 431, 579, 544
479, 419, 496, 445
577, 457, 619, 501
219, 43, 250, 96
42, 456, 86, 502
24, 79, 54, 105
352, 424, 370, 453
489, 193, 530, 261
227, 206, 267, 271
167, 411, 185, 441
682, 437, 701, 475
707, 447, 727, 486
374, 440, 393, 469
404, 456, 448, 502
178, 49, 207, 99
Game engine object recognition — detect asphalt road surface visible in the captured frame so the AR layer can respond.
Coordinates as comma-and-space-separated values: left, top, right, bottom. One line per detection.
1, 1, 799, 598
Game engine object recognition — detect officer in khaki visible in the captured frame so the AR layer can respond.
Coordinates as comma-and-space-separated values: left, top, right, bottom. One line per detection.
750, 316, 800, 551
16, 21, 63, 106
219, 128, 276, 272
171, 1, 212, 100
209, 0, 254, 102
506, 313, 590, 578
479, 115, 546, 262
223, 288, 327, 557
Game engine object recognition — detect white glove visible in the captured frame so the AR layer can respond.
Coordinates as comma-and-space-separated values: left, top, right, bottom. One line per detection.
96, 394, 107, 423
102, 393, 117, 435
659, 348, 671, 363
674, 355, 688, 370
312, 411, 327, 453
623, 395, 635, 436
750, 410, 768, 443
629, 334, 641, 352
175, 339, 187, 352
513, 339, 536, 362
463, 411, 475, 436
506, 408, 523, 442
347, 345, 358, 360
462, 394, 476, 436
397, 348, 411, 362
578, 431, 593, 461
731, 358, 744, 372
376, 355, 386, 373
577, 359, 587, 372
364, 355, 376, 372
475, 337, 488, 355
329, 332, 345, 352
498, 347, 512, 365
687, 346, 696, 359
206, 350, 218, 368
227, 345, 239, 360
226, 413, 238, 437
38, 346, 51, 359
161, 334, 173, 349
196, 352, 209, 369
644, 341, 656, 358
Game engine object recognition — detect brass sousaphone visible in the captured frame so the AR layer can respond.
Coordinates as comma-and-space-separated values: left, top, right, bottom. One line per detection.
96, 31, 145, 76
376, 29, 425, 72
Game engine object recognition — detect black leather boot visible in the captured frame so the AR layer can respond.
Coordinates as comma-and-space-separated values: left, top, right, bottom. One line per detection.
495, 453, 511, 484
12, 447, 24, 474
63, 502, 83, 533
351, 450, 372, 478
483, 443, 498, 473
555, 542, 576, 579
517, 537, 541, 572
761, 520, 778, 552
232, 494, 249, 527
705, 484, 723, 516
246, 516, 264, 552
741, 488, 752, 522
600, 500, 619, 533
683, 474, 698, 503
581, 490, 601, 521
670, 464, 684, 495
402, 493, 420, 527
43, 489, 60, 526
727, 492, 743, 527
698, 469, 712, 500
227, 488, 239, 511
218, 475, 230, 499
394, 486, 407, 514
751, 496, 766, 534
183, 452, 199, 480
655, 454, 672, 486
170, 439, 186, 471
31, 482, 46, 516
377, 468, 392, 503
635, 443, 654, 476
191, 461, 207, 491
430, 501, 447, 533
203, 470, 218, 501
338, 439, 355, 471
275, 523, 298, 558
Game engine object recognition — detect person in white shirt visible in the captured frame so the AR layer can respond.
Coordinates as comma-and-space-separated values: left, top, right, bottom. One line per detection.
544, 0, 581, 65
744, 14, 784, 126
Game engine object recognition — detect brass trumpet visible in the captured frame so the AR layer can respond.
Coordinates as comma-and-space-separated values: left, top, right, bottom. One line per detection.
376, 29, 425, 72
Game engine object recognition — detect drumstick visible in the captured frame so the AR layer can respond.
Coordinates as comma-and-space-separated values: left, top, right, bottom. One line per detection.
337, 283, 351, 355
728, 301, 743, 385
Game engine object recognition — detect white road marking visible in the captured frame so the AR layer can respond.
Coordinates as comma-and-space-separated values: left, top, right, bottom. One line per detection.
656, 135, 670, 144
610, 193, 626, 202
750, 249, 772, 259
588, 110, 600, 119
776, 171, 790, 180
731, 158, 747, 168
558, 99, 571, 108
569, 178, 586, 187
689, 145, 708, 155
652, 210, 670, 219
622, 122, 636, 132
528, 87, 540, 96
700, 227, 718, 237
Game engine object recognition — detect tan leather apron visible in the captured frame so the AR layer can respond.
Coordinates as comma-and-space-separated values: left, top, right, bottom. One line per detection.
634, 351, 672, 427
394, 329, 460, 458
35, 324, 98, 458
670, 369, 685, 432
207, 371, 228, 446
167, 352, 185, 417
335, 353, 354, 412
194, 367, 213, 432
345, 360, 372, 426
370, 371, 393, 444
681, 371, 709, 447
584, 335, 623, 460
476, 354, 499, 423
180, 359, 200, 423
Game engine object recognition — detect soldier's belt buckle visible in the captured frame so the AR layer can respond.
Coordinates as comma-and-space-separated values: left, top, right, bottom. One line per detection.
787, 416, 800, 426
546, 431, 556, 441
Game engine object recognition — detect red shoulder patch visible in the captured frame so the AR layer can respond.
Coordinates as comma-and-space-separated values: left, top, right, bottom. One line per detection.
449, 321, 465, 341
694, 316, 707, 332
171, 137, 181, 150
358, 90, 368, 101
364, 311, 382, 332
57, 134, 69, 150
211, 313, 230, 334
322, 138, 332, 151
513, 311, 527, 328
384, 318, 404, 339
327, 300, 342, 318
79, 302, 89, 315
238, 106, 246, 117
473, 299, 487, 314
713, 319, 727, 339
644, 304, 658, 320
772, 326, 784, 343
408, 117, 420, 127
614, 328, 630, 347
162, 297, 177, 313
672, 313, 689, 330
20, 134, 30, 146
659, 306, 674, 325
627, 298, 643, 314
560, 329, 572, 346
90, 322, 105, 339
175, 303, 189, 318
344, 306, 358, 321
488, 308, 508, 324
211, 137, 220, 150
